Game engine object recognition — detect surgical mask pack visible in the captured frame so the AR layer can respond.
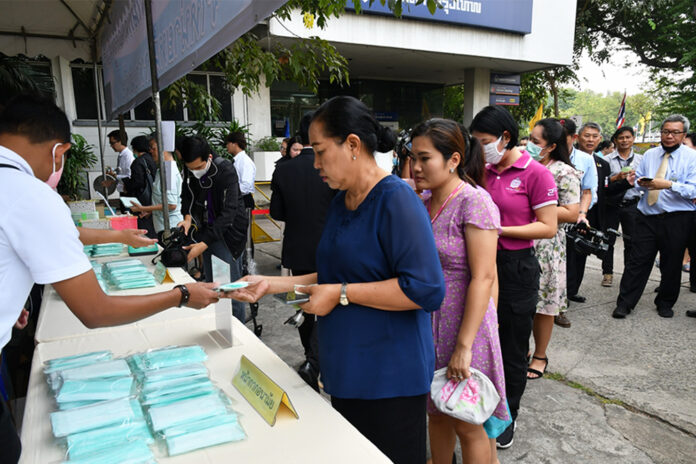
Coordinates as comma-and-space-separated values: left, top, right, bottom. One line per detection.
483, 137, 506, 164
101, 259, 156, 290
84, 243, 124, 258
45, 346, 245, 461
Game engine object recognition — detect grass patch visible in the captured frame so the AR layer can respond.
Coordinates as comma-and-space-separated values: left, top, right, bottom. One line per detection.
545, 371, 628, 407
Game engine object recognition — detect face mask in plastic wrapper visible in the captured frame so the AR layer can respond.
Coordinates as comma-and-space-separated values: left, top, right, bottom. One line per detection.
141, 379, 216, 407
137, 363, 208, 386
60, 440, 155, 464
131, 345, 208, 372
47, 359, 131, 393
50, 397, 142, 438
44, 351, 112, 375
56, 376, 134, 403
163, 412, 246, 456
140, 369, 208, 394
66, 419, 153, 459
147, 392, 228, 432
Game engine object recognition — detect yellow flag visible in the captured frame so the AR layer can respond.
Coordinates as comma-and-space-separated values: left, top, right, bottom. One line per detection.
528, 103, 544, 133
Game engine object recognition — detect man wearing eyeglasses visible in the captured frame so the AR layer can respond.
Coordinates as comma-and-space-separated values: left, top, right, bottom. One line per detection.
613, 114, 696, 319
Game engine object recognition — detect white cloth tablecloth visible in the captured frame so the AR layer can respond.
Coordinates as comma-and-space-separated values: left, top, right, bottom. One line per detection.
35, 250, 215, 343
20, 314, 389, 463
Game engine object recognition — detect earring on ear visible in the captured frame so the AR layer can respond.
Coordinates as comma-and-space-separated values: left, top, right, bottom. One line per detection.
352, 155, 357, 160
449, 168, 454, 173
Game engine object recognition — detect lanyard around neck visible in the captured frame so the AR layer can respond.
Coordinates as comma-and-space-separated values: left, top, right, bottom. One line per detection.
429, 181, 465, 224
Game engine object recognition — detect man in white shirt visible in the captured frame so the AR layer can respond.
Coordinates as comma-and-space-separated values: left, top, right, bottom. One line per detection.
107, 129, 133, 193
225, 131, 256, 209
0, 95, 225, 462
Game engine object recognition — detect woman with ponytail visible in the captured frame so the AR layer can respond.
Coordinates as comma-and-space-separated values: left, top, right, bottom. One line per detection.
410, 119, 508, 463
232, 96, 446, 464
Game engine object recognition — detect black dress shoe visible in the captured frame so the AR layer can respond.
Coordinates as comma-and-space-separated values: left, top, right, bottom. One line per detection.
568, 294, 586, 303
657, 307, 674, 318
612, 306, 630, 319
686, 310, 696, 318
297, 361, 320, 392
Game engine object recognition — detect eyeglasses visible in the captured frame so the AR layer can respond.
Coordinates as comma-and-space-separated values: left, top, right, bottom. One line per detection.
660, 130, 685, 136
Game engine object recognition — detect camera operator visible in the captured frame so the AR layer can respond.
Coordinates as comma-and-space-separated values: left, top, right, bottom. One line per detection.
178, 136, 249, 322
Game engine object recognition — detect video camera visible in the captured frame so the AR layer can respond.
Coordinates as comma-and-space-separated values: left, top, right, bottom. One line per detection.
564, 222, 622, 260
392, 128, 413, 176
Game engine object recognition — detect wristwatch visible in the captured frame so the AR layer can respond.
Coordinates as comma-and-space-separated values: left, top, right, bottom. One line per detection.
339, 282, 349, 306
174, 284, 190, 307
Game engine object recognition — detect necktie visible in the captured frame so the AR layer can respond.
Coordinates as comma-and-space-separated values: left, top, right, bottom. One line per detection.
647, 153, 670, 206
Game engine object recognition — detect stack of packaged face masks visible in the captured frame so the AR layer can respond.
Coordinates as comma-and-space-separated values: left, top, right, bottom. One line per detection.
128, 346, 246, 456
83, 243, 124, 258
44, 351, 155, 463
102, 258, 156, 291
89, 261, 108, 293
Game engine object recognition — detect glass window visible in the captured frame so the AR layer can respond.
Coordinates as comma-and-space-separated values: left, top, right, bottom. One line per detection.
209, 75, 232, 121
134, 97, 155, 120
160, 88, 184, 121
71, 67, 98, 120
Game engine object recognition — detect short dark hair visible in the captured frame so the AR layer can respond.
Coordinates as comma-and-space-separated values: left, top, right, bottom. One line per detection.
411, 118, 485, 188
298, 112, 314, 146
612, 126, 635, 141
311, 96, 395, 154
0, 94, 70, 144
597, 140, 613, 152
225, 131, 246, 150
180, 135, 212, 163
130, 135, 150, 154
469, 105, 519, 149
686, 132, 696, 147
535, 118, 572, 166
107, 129, 128, 145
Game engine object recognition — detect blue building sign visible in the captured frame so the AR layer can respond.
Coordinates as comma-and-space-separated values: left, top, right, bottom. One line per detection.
346, 0, 533, 35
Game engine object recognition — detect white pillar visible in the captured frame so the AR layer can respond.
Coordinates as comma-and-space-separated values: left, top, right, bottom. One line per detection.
51, 56, 78, 125
231, 77, 272, 143
462, 68, 490, 128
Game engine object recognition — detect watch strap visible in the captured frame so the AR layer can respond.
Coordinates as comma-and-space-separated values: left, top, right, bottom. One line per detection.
174, 284, 190, 307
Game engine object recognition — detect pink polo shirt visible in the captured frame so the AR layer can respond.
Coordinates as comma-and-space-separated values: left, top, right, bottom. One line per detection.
485, 151, 558, 250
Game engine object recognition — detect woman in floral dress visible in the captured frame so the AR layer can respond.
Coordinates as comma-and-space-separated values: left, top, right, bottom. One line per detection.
527, 119, 581, 379
410, 119, 509, 464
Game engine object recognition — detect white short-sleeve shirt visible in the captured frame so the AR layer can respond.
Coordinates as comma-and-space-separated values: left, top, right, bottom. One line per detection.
0, 145, 91, 349
233, 150, 256, 196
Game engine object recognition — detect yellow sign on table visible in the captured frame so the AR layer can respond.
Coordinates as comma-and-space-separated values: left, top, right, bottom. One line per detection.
233, 355, 298, 426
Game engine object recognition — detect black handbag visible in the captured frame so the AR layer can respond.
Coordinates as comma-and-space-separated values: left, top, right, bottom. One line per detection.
153, 226, 190, 267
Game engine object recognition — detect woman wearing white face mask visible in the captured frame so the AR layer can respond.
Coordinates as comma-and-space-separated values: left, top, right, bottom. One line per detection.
470, 106, 558, 450
526, 119, 580, 383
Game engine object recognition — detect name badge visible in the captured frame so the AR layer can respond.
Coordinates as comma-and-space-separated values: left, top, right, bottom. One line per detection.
233, 355, 299, 426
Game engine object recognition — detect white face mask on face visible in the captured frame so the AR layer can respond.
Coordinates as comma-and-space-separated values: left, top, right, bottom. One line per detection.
191, 158, 211, 179
483, 136, 506, 164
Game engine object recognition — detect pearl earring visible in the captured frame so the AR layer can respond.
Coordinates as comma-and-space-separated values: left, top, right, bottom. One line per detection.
449, 168, 454, 173
352, 155, 357, 160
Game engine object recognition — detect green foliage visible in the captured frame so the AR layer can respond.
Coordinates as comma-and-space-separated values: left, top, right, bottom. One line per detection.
162, 77, 222, 121
57, 134, 98, 200
575, 0, 696, 123
252, 136, 281, 152
170, 120, 252, 160
0, 54, 55, 106
442, 85, 465, 122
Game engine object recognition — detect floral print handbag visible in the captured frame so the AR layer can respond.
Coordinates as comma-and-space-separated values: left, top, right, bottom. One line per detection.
430, 367, 501, 424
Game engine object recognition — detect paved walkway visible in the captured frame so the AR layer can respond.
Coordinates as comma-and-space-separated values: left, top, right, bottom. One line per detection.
246, 238, 696, 463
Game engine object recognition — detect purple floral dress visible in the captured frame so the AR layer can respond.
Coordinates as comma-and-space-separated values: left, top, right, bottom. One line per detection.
424, 183, 509, 423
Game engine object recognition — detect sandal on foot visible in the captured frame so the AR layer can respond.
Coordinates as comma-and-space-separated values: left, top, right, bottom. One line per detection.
527, 356, 548, 380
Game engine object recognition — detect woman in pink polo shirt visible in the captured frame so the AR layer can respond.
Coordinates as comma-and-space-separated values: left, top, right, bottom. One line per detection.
470, 106, 558, 449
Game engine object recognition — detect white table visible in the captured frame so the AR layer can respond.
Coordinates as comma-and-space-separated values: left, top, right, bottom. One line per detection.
20, 314, 390, 463
35, 250, 215, 343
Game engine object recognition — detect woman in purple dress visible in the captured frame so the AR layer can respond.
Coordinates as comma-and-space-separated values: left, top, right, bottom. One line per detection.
411, 119, 509, 464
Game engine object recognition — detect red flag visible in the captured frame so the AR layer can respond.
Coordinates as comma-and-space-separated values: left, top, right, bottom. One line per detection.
616, 92, 626, 129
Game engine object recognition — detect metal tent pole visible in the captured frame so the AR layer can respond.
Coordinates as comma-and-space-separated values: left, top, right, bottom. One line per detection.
92, 45, 106, 180
144, 0, 170, 237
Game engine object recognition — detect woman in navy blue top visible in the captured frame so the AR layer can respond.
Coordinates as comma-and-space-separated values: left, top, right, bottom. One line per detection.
234, 96, 445, 464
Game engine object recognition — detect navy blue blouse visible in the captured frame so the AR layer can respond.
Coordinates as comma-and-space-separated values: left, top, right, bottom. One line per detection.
316, 175, 445, 399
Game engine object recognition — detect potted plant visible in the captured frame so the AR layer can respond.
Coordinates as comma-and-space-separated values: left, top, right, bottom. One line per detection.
251, 136, 282, 181
57, 133, 98, 200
